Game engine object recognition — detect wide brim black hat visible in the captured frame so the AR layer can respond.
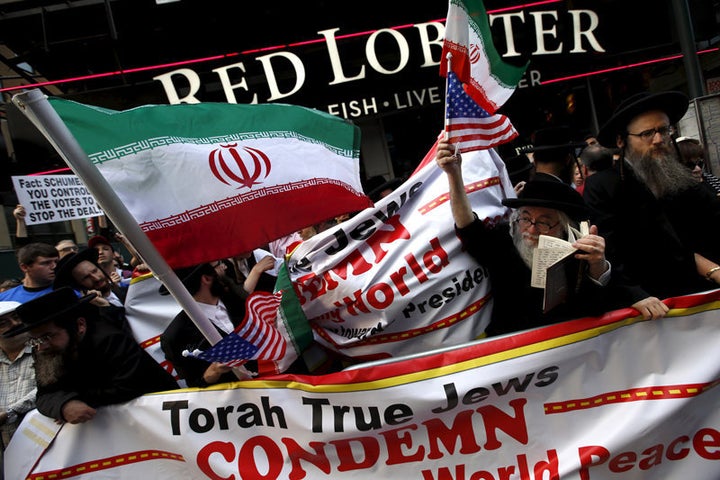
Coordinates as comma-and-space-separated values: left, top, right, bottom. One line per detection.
502, 179, 588, 221
503, 154, 533, 182
53, 248, 102, 290
523, 126, 586, 154
597, 91, 689, 147
4, 287, 95, 337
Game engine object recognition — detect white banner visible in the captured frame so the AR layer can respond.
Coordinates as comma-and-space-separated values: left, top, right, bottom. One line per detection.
11, 174, 103, 225
8, 288, 720, 479
286, 147, 514, 360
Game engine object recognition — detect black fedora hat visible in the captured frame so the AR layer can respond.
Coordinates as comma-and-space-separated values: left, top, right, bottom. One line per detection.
53, 248, 103, 290
4, 287, 95, 338
597, 91, 689, 147
503, 154, 533, 184
524, 126, 586, 154
502, 179, 588, 221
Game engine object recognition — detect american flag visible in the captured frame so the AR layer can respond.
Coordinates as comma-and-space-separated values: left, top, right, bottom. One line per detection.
445, 71, 518, 153
190, 291, 288, 370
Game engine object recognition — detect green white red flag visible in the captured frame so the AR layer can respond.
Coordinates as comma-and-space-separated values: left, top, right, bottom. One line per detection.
46, 98, 371, 269
441, 0, 527, 113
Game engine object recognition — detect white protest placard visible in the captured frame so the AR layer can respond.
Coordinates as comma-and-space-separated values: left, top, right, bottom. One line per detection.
11, 175, 103, 225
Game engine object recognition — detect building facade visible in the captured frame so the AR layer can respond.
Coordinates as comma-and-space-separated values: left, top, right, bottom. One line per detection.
1, 0, 719, 277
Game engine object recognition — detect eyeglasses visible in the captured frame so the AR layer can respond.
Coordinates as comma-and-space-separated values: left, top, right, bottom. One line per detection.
685, 160, 704, 169
516, 216, 560, 234
626, 125, 675, 142
59, 246, 79, 253
26, 331, 60, 348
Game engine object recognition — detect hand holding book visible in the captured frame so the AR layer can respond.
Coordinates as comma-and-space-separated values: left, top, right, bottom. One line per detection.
532, 222, 609, 312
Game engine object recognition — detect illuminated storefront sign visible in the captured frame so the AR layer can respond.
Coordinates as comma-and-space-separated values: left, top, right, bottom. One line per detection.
153, 9, 604, 116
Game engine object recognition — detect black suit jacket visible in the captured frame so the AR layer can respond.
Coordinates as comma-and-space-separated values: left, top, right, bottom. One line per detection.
160, 296, 248, 387
456, 218, 608, 336
583, 162, 707, 304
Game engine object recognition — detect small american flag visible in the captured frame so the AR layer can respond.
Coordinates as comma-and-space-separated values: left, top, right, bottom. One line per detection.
445, 71, 518, 153
190, 291, 287, 369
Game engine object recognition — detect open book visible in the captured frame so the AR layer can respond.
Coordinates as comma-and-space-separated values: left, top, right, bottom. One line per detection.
531, 222, 589, 313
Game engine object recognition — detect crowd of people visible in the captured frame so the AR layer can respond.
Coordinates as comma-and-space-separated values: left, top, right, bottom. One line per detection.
459, 90, 720, 327
0, 89, 719, 473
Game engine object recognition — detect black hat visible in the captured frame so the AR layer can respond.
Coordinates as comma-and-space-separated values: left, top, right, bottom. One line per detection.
368, 177, 404, 202
53, 248, 103, 290
524, 126, 586, 155
502, 179, 588, 221
503, 154, 533, 185
597, 91, 689, 147
4, 287, 95, 337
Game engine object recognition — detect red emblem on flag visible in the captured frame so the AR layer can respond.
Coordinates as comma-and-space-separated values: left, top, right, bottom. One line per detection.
469, 44, 480, 64
209, 143, 272, 189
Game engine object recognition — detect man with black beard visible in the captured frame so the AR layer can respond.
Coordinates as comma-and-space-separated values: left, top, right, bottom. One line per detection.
4, 288, 178, 424
436, 141, 611, 336
160, 261, 250, 387
584, 91, 720, 315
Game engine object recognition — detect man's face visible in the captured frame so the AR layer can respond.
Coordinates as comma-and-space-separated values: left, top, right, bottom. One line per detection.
515, 207, 563, 246
27, 322, 72, 355
95, 244, 114, 265
298, 226, 317, 240
21, 256, 58, 286
624, 111, 695, 198
72, 260, 110, 293
28, 320, 83, 387
622, 110, 673, 159
56, 241, 79, 259
511, 206, 563, 267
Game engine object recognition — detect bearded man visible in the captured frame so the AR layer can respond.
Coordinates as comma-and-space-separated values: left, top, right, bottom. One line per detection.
4, 288, 178, 424
160, 261, 251, 387
436, 141, 611, 336
584, 91, 720, 313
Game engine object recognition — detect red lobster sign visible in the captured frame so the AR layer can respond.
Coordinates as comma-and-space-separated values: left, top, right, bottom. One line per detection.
209, 143, 272, 189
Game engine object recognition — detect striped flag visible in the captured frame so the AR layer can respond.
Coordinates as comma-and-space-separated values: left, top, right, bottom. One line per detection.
440, 0, 527, 113
46, 98, 371, 269
445, 71, 518, 153
188, 262, 312, 375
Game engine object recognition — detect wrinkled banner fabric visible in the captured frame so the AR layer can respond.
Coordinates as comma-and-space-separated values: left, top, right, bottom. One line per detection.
8, 289, 720, 479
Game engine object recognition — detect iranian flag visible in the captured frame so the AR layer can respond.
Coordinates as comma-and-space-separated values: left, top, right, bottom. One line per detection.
440, 0, 527, 113
46, 98, 371, 268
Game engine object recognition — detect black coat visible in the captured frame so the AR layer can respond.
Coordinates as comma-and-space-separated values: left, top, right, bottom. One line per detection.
456, 218, 608, 336
160, 297, 247, 387
658, 182, 720, 264
36, 317, 179, 421
583, 162, 707, 304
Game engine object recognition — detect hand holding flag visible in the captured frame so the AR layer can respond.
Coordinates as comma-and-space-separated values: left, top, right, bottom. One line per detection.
441, 0, 527, 113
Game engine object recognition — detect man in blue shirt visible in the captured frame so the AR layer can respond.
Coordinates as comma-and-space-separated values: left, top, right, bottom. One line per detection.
0, 243, 58, 304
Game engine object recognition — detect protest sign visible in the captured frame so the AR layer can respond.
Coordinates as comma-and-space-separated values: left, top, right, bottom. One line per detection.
7, 288, 720, 479
11, 174, 103, 225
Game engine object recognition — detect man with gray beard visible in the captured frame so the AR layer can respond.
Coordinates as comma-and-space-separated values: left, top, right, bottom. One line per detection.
437, 141, 612, 336
4, 288, 178, 424
584, 91, 720, 314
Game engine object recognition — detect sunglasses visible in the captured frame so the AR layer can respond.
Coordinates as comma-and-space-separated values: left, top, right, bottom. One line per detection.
684, 160, 704, 169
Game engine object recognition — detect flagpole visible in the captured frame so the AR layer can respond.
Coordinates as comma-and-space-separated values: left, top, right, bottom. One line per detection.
11, 89, 224, 347
443, 52, 452, 143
